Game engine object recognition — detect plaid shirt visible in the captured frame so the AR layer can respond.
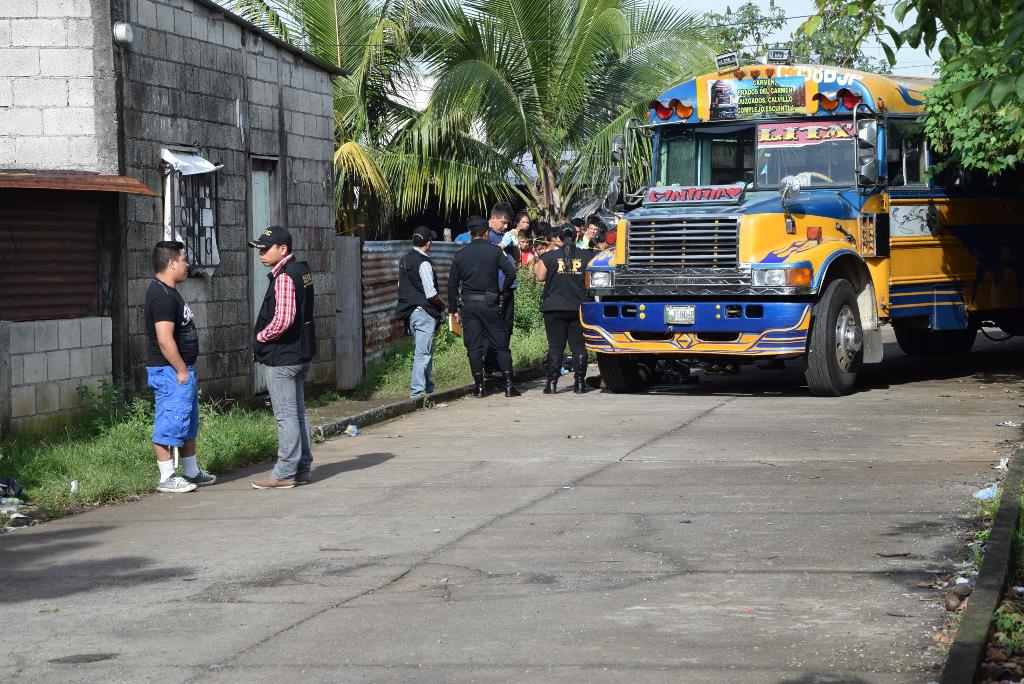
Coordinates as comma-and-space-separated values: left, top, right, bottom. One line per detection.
256, 253, 296, 343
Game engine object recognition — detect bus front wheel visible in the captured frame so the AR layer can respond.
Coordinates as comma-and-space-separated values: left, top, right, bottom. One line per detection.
806, 279, 863, 396
597, 353, 656, 393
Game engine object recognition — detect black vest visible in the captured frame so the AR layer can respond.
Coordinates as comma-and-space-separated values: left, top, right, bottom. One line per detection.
254, 258, 316, 366
395, 249, 442, 321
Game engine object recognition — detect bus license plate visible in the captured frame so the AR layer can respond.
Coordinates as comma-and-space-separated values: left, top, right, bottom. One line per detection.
665, 305, 695, 325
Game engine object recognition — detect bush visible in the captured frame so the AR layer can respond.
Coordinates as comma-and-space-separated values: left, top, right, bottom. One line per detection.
353, 267, 548, 399
0, 381, 277, 518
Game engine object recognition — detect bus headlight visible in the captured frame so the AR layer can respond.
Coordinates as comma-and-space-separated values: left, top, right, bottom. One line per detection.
752, 267, 812, 287
588, 271, 614, 288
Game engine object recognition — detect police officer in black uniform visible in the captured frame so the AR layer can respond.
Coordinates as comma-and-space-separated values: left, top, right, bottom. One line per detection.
534, 223, 595, 394
449, 217, 521, 398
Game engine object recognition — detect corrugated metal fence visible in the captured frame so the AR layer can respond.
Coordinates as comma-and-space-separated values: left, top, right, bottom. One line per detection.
361, 241, 462, 361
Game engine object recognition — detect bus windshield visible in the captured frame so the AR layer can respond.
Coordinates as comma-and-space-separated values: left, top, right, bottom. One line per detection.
755, 120, 855, 189
655, 120, 856, 190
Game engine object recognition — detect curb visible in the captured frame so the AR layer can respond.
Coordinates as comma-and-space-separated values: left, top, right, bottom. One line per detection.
940, 447, 1024, 683
311, 367, 546, 440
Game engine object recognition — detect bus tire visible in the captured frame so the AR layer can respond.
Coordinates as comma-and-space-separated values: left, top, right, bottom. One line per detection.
597, 353, 654, 393
806, 279, 863, 396
895, 325, 976, 355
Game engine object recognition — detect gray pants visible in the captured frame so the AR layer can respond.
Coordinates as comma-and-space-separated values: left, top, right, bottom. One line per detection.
266, 363, 312, 480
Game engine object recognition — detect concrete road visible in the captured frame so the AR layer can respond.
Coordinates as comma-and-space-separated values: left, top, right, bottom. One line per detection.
3, 333, 1024, 683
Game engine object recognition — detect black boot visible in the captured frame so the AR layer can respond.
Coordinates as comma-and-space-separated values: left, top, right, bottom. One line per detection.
543, 352, 561, 394
573, 354, 589, 393
473, 373, 486, 398
504, 372, 521, 397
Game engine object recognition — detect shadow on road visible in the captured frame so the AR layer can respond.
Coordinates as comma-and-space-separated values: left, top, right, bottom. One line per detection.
306, 452, 395, 482
624, 336, 1024, 398
0, 525, 191, 603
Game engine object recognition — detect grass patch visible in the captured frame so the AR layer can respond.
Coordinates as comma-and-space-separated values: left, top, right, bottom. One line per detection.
0, 381, 276, 519
352, 269, 549, 399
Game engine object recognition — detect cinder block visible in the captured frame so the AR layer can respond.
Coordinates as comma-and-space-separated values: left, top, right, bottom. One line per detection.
57, 318, 81, 349
46, 349, 70, 381
11, 78, 66, 107
36, 0, 90, 17
11, 385, 35, 418
137, 0, 157, 27
65, 19, 92, 48
9, 355, 24, 386
0, 108, 42, 136
68, 347, 90, 377
39, 48, 93, 77
10, 19, 66, 48
34, 320, 58, 351
3, 1, 38, 18
68, 136, 98, 167
43, 107, 94, 136
58, 378, 81, 409
91, 346, 112, 376
157, 5, 175, 32
0, 79, 10, 108
66, 77, 92, 107
15, 135, 71, 168
35, 382, 59, 413
0, 21, 11, 49
10, 323, 34, 354
80, 317, 101, 347
101, 317, 112, 345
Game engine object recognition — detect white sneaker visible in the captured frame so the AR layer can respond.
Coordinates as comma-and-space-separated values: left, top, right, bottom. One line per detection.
156, 475, 197, 493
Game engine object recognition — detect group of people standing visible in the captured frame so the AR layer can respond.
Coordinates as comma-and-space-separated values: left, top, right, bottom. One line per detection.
395, 204, 604, 400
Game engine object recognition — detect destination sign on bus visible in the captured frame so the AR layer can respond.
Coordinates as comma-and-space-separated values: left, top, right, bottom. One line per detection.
708, 76, 807, 120
757, 121, 854, 147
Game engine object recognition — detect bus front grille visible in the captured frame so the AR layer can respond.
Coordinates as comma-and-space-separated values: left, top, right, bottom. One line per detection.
627, 215, 740, 269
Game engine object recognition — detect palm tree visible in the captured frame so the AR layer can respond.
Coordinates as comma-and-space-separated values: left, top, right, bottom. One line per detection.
220, 0, 420, 237
400, 0, 717, 221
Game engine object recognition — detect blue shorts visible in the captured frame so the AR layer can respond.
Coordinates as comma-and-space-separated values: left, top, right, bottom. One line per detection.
147, 366, 199, 447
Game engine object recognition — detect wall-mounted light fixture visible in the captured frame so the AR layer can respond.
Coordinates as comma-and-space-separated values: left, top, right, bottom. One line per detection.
113, 22, 134, 47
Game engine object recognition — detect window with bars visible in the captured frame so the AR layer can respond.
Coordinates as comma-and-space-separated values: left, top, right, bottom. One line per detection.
160, 149, 222, 276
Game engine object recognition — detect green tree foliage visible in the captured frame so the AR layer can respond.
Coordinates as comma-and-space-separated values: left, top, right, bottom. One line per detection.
804, 0, 1024, 174
704, 0, 888, 72
702, 0, 787, 63
403, 0, 716, 222
223, 0, 715, 225
221, 0, 422, 237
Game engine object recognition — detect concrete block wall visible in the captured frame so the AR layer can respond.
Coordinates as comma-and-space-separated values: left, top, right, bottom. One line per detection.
6, 317, 112, 428
120, 0, 336, 398
0, 0, 117, 173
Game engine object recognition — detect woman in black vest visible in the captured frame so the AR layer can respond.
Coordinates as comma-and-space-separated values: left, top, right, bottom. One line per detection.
533, 224, 595, 394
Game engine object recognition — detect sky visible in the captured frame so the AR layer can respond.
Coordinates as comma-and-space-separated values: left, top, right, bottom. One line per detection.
663, 0, 937, 77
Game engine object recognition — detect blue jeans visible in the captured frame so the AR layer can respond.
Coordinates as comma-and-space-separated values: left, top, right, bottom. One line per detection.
147, 366, 199, 447
409, 308, 437, 398
265, 363, 312, 481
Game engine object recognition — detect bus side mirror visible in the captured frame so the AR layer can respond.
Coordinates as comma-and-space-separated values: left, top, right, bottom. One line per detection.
606, 166, 622, 210
610, 135, 624, 163
856, 119, 880, 190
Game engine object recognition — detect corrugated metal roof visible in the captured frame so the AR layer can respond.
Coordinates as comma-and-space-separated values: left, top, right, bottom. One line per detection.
0, 174, 156, 195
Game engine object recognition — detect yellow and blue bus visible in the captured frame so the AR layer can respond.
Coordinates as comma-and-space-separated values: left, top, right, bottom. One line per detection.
584, 62, 1024, 395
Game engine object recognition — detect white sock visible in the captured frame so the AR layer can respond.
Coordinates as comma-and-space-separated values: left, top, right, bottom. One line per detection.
182, 456, 200, 477
157, 459, 175, 481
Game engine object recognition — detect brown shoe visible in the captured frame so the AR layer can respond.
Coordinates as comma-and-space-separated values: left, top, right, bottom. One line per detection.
294, 474, 311, 485
251, 476, 296, 489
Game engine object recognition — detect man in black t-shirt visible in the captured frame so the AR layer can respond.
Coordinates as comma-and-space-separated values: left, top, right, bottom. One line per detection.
144, 241, 216, 493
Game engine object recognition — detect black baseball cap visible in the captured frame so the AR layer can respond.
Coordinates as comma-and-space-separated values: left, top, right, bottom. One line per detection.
248, 225, 292, 250
412, 226, 436, 243
467, 216, 488, 233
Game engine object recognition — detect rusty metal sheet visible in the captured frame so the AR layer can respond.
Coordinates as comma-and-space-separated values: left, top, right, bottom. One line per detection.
0, 173, 156, 195
361, 241, 462, 360
0, 191, 102, 321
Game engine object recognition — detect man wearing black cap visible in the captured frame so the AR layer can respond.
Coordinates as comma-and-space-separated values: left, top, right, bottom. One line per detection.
448, 217, 521, 397
248, 225, 317, 489
395, 226, 445, 399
